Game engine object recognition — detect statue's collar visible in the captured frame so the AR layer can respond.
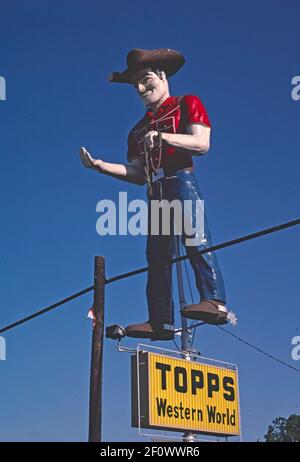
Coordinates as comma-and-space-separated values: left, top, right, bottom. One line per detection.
145, 96, 178, 119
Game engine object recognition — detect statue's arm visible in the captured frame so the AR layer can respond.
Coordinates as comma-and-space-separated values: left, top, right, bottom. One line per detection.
161, 123, 211, 155
151, 94, 211, 155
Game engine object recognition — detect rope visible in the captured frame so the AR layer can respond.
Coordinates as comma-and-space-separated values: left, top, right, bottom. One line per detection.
143, 130, 163, 198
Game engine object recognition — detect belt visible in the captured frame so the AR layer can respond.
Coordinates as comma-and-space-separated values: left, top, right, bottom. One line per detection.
151, 166, 193, 183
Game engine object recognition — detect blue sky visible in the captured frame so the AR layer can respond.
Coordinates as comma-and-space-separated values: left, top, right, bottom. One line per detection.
0, 0, 299, 442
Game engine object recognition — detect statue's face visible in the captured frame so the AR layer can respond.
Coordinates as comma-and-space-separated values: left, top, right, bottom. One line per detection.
131, 68, 168, 107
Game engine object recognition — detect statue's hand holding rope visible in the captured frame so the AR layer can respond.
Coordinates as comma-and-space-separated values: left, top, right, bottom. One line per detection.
143, 130, 160, 150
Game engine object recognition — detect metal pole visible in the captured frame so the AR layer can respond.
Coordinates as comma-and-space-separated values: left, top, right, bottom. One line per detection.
88, 256, 105, 442
174, 235, 192, 354
174, 236, 195, 442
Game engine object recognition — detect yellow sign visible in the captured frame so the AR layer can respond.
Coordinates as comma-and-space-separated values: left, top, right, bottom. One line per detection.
131, 351, 240, 436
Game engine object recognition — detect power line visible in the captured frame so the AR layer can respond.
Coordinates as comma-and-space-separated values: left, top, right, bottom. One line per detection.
2, 217, 298, 335
0, 286, 93, 334
105, 217, 300, 284
217, 326, 300, 374
0, 215, 299, 379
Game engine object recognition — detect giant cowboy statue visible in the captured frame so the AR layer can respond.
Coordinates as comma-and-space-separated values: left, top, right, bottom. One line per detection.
80, 48, 233, 341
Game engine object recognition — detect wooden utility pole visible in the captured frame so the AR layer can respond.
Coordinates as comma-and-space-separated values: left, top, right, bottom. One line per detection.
88, 256, 105, 442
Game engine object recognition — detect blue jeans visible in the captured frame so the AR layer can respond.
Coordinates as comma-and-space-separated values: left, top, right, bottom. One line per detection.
146, 170, 226, 329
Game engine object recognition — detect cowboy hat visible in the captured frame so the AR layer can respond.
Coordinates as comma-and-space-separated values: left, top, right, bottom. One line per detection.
108, 48, 185, 84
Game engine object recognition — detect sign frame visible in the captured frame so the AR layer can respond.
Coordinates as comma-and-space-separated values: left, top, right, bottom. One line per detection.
131, 345, 241, 438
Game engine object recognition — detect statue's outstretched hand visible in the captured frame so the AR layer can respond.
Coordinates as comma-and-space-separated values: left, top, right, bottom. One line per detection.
80, 146, 105, 172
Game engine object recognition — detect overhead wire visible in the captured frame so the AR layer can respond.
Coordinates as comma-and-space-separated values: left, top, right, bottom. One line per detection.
0, 218, 299, 375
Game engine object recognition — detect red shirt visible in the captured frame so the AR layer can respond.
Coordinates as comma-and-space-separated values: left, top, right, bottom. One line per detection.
127, 95, 211, 174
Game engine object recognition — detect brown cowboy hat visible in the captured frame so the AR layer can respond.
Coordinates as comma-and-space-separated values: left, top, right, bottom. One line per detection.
108, 48, 185, 84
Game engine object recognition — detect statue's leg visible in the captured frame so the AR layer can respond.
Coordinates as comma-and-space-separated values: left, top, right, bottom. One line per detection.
125, 180, 175, 339
146, 234, 175, 330
173, 171, 226, 304
146, 180, 175, 331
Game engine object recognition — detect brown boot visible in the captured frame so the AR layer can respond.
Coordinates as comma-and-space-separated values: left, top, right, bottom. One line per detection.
151, 327, 175, 341
181, 300, 228, 325
125, 321, 174, 340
